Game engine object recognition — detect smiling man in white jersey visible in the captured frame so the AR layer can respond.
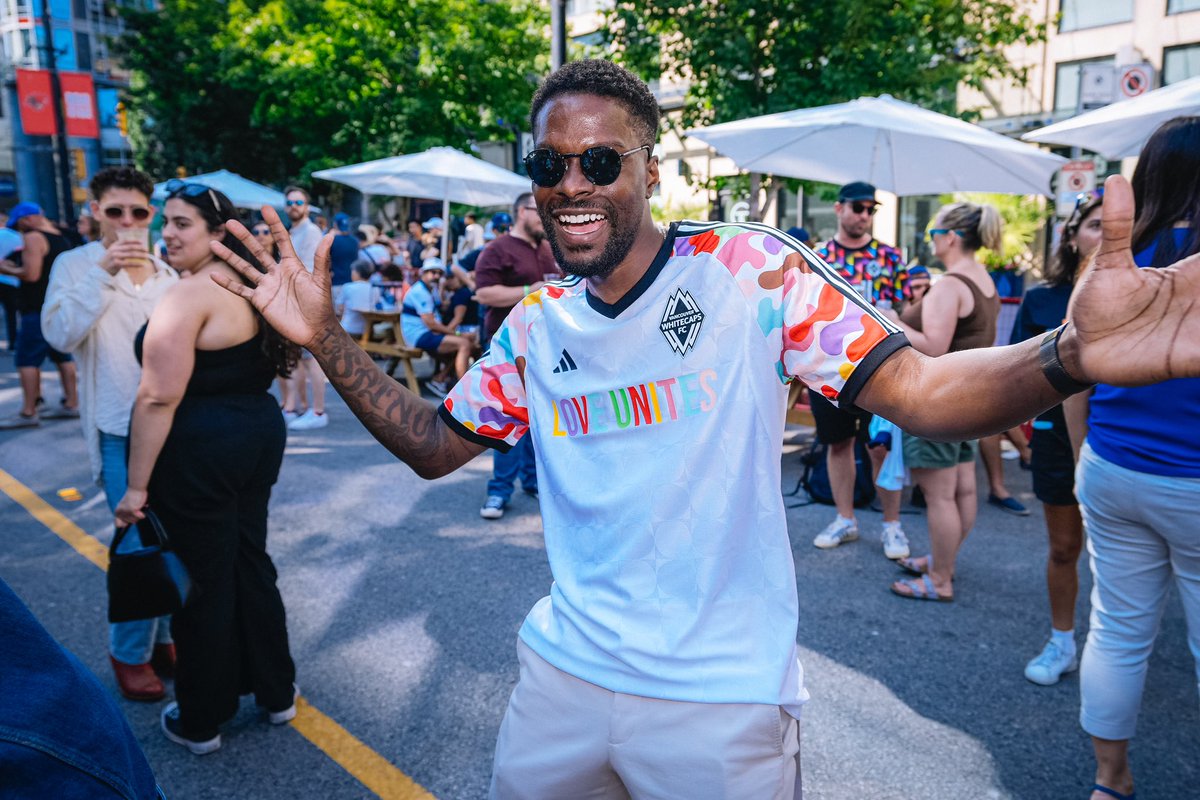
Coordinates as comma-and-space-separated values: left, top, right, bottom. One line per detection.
213, 59, 1200, 800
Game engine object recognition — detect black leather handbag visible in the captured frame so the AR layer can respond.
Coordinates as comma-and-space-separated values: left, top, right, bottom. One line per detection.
107, 508, 192, 623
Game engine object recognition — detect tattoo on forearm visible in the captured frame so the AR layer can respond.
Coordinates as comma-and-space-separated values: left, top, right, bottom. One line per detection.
309, 327, 469, 476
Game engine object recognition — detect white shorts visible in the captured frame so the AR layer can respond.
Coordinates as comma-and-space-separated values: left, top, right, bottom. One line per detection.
489, 638, 803, 800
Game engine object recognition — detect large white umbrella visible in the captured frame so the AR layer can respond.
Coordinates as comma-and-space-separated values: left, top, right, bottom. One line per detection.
313, 147, 531, 261
685, 95, 1066, 196
153, 169, 289, 210
1022, 75, 1200, 160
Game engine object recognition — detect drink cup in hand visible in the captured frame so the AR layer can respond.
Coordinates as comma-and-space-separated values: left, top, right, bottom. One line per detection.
115, 228, 151, 268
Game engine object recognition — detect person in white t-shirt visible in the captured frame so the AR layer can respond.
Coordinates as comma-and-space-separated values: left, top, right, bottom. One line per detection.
284, 186, 328, 430
212, 60, 1200, 800
41, 166, 179, 704
337, 262, 374, 337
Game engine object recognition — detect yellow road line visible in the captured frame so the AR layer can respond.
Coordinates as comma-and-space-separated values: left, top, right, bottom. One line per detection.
0, 469, 110, 569
0, 467, 436, 800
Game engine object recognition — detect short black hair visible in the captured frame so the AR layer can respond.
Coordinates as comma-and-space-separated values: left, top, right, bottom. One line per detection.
530, 59, 660, 146
90, 166, 154, 203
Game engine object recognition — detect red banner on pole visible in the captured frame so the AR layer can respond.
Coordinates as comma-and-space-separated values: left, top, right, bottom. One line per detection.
15, 68, 56, 136
60, 72, 99, 139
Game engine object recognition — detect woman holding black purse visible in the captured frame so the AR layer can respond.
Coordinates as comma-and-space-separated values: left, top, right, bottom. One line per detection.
115, 182, 299, 755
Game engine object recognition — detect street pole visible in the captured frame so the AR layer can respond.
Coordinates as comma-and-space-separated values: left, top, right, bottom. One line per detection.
38, 0, 76, 228
550, 0, 568, 71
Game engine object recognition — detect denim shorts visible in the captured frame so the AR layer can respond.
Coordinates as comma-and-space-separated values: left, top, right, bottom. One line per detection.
415, 331, 445, 355
15, 312, 72, 368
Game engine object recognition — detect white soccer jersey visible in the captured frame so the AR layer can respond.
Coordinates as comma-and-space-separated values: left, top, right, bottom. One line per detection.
442, 221, 906, 713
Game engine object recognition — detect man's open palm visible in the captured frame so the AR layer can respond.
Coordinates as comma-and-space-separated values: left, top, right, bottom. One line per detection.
1068, 175, 1200, 386
209, 206, 336, 349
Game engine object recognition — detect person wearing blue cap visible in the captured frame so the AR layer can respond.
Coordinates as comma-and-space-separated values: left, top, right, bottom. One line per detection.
0, 202, 81, 428
328, 212, 359, 307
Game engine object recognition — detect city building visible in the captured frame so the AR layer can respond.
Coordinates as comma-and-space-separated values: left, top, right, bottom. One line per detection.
0, 0, 139, 216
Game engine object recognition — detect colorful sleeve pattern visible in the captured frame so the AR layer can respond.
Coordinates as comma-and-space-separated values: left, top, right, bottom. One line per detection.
674, 224, 907, 407
439, 293, 539, 451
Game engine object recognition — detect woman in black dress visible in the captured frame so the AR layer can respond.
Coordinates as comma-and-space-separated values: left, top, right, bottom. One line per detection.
115, 183, 299, 755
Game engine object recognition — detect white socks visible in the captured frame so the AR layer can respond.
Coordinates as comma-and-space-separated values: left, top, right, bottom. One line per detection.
1051, 627, 1076, 655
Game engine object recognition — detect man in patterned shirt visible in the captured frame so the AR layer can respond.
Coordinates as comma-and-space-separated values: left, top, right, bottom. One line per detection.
214, 59, 1200, 800
812, 181, 910, 560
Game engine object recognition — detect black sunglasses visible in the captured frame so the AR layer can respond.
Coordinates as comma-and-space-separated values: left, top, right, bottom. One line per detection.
523, 145, 652, 188
251, 226, 271, 235
101, 205, 152, 221
165, 179, 220, 211
850, 201, 878, 216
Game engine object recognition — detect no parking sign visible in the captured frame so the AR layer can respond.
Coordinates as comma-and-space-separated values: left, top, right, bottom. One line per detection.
1056, 161, 1096, 217
1118, 63, 1155, 100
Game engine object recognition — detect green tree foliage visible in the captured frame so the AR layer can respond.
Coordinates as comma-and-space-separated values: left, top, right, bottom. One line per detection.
606, 0, 1046, 131
115, 0, 548, 185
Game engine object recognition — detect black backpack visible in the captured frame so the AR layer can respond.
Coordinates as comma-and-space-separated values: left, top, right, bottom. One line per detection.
788, 439, 876, 508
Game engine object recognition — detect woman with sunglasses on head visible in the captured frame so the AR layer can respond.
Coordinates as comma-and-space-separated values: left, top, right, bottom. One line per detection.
882, 201, 1003, 602
1073, 117, 1200, 800
114, 181, 300, 755
1009, 192, 1104, 693
42, 166, 180, 702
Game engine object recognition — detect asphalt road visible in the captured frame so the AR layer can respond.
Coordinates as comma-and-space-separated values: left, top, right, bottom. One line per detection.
1, 356, 1196, 800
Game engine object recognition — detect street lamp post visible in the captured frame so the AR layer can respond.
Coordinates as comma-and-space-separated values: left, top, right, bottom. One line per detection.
550, 0, 568, 71
37, 0, 76, 228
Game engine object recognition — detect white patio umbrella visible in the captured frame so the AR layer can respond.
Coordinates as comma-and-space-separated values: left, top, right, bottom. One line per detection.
1022, 75, 1200, 160
152, 169, 289, 210
685, 95, 1066, 196
313, 147, 531, 261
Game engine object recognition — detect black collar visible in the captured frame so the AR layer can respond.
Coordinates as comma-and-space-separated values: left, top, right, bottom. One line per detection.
584, 223, 679, 319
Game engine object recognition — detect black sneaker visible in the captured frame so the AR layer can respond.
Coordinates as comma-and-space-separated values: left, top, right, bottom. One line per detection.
161, 702, 221, 755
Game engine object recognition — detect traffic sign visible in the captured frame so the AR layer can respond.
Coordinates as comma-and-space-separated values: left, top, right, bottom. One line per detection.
1056, 160, 1096, 217
1117, 63, 1155, 100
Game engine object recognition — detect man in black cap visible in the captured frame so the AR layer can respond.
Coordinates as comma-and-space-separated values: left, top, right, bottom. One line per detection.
811, 181, 910, 560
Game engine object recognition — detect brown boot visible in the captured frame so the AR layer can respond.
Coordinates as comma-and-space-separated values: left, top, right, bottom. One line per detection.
150, 643, 177, 679
111, 657, 165, 701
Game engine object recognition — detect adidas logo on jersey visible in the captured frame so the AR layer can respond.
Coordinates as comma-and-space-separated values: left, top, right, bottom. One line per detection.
552, 349, 578, 374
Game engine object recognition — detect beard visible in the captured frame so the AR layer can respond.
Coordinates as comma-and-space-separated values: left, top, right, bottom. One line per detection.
539, 200, 638, 280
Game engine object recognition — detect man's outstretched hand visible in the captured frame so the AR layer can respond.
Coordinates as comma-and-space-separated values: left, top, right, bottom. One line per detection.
1066, 174, 1200, 387
209, 205, 336, 349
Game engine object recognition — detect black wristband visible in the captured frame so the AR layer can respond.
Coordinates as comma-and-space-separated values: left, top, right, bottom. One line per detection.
1039, 324, 1094, 396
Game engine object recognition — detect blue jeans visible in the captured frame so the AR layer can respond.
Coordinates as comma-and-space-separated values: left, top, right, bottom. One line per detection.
100, 432, 172, 664
487, 435, 537, 503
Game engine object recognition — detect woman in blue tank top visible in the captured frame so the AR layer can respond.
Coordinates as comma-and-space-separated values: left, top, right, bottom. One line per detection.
1073, 116, 1200, 800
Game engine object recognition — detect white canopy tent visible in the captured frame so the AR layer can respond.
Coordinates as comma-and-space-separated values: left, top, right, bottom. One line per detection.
1022, 75, 1200, 160
686, 95, 1066, 196
313, 147, 532, 262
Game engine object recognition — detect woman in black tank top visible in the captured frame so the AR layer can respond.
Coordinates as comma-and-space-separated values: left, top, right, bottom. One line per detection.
115, 185, 299, 754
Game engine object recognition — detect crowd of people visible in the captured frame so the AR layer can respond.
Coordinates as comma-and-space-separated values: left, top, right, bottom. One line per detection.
0, 58, 1196, 800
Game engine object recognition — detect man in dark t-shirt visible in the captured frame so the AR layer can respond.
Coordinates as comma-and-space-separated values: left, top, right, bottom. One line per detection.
473, 192, 560, 520
328, 213, 360, 305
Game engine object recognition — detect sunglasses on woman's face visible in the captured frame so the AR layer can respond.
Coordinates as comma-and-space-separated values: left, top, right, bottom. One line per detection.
523, 144, 652, 188
252, 227, 271, 236
101, 205, 152, 221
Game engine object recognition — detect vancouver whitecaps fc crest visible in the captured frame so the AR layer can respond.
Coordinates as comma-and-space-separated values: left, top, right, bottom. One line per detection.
659, 288, 705, 356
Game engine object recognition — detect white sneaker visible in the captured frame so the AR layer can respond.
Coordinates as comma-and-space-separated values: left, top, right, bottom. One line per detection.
288, 409, 328, 430
813, 517, 858, 549
881, 521, 910, 560
268, 684, 300, 725
480, 495, 506, 520
1024, 639, 1078, 686
282, 409, 301, 424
